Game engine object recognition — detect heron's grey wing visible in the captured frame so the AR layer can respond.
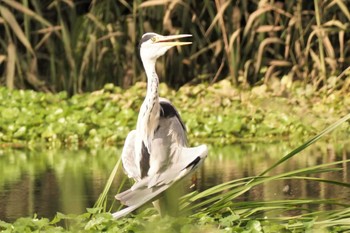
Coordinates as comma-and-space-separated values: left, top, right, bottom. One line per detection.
145, 98, 187, 179
116, 144, 207, 207
159, 97, 186, 134
144, 98, 208, 188
150, 144, 208, 187
113, 145, 207, 219
121, 130, 140, 180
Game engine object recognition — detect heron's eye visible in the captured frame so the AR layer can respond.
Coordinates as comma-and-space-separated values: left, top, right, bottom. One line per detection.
151, 37, 157, 43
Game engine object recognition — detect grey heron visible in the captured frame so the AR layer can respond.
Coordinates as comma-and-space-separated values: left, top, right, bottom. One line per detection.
112, 33, 208, 219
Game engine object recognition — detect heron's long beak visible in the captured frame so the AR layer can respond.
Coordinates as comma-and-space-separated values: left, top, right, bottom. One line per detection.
156, 34, 192, 46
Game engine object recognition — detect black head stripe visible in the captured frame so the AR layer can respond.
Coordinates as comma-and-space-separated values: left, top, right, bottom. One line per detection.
138, 33, 156, 49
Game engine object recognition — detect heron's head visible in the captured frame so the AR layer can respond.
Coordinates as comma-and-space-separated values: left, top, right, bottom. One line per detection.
139, 32, 192, 63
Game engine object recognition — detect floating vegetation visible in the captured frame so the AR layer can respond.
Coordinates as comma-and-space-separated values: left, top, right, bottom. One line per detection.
0, 81, 349, 149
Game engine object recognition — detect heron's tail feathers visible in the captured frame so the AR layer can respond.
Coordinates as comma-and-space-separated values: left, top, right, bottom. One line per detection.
112, 144, 208, 219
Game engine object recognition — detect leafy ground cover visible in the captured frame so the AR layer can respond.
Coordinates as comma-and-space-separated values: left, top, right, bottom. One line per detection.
1, 208, 349, 233
0, 80, 349, 149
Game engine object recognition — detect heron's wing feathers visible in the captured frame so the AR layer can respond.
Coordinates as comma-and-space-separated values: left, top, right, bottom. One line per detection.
113, 182, 171, 219
145, 99, 188, 180
115, 144, 207, 208
115, 181, 171, 207
121, 130, 140, 180
159, 98, 186, 132
112, 204, 139, 219
147, 145, 208, 188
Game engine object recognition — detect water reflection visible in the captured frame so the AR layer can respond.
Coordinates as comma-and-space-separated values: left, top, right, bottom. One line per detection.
199, 143, 350, 205
0, 148, 121, 222
0, 142, 349, 221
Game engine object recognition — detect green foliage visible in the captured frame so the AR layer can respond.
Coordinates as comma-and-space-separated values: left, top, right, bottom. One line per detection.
0, 1, 350, 93
0, 84, 137, 148
1, 206, 349, 232
0, 81, 349, 148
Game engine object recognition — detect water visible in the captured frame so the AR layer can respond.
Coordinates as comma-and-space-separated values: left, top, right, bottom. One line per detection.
0, 141, 349, 222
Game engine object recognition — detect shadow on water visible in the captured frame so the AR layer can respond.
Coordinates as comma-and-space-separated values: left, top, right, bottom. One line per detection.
0, 141, 349, 222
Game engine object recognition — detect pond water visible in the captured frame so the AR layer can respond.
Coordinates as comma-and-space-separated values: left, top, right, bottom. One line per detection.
0, 141, 349, 222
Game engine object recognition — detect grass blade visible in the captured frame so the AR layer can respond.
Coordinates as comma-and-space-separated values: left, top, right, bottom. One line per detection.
183, 159, 350, 214
0, 6, 34, 55
2, 0, 52, 26
94, 157, 122, 213
258, 113, 350, 177
332, 0, 350, 21
5, 43, 16, 89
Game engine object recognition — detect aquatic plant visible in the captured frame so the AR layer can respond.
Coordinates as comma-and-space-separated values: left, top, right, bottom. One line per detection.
0, 81, 348, 148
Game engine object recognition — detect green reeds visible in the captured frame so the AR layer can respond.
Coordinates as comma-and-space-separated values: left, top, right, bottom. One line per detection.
94, 157, 123, 213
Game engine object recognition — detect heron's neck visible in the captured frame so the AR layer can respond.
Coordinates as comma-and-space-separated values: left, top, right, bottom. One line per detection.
136, 59, 160, 154
143, 59, 159, 103
137, 59, 160, 131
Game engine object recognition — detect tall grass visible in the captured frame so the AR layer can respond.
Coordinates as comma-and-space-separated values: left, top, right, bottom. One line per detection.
0, 0, 349, 93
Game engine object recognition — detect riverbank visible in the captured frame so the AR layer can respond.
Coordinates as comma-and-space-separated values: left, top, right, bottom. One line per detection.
0, 80, 348, 149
